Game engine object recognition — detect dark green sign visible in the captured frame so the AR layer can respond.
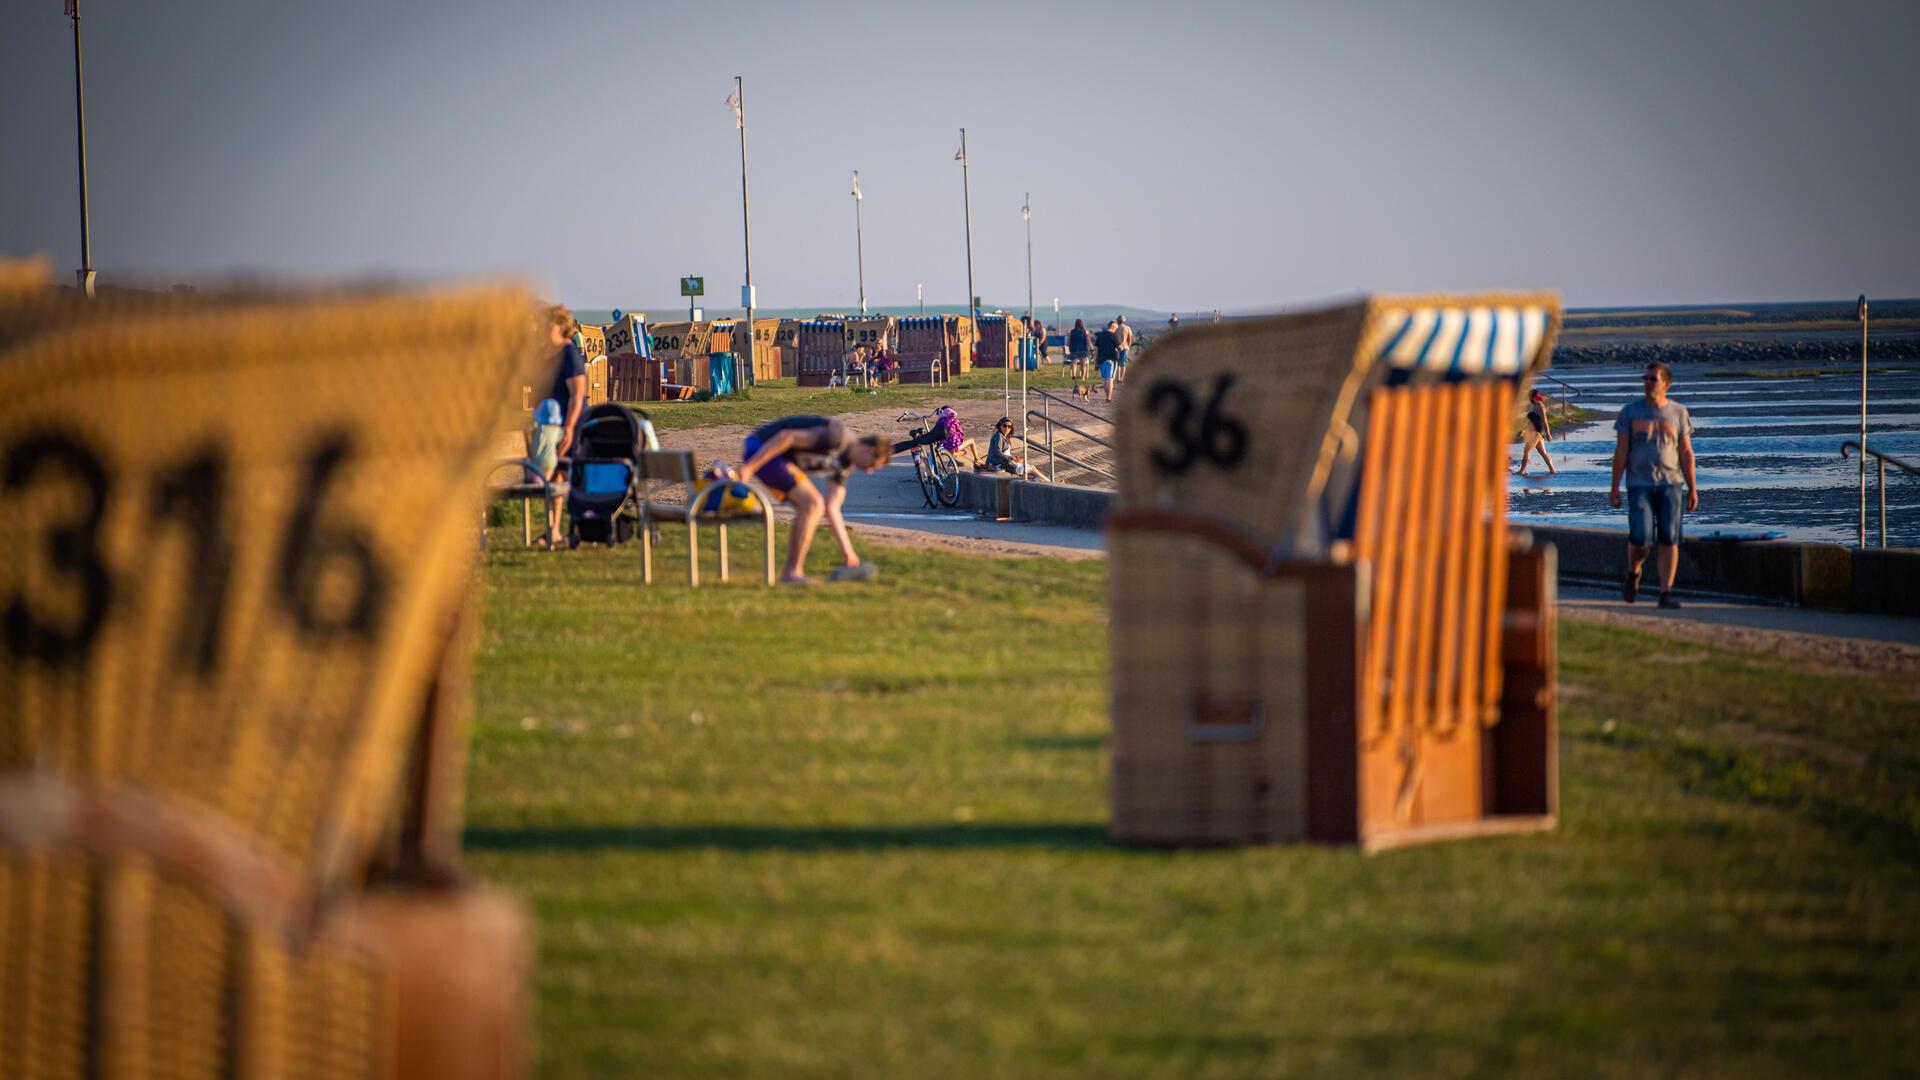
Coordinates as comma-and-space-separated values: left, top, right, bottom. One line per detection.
680, 276, 705, 297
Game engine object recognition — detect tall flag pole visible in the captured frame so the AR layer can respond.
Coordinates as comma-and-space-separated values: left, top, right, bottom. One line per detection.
852, 171, 866, 315
730, 78, 754, 379
68, 0, 95, 297
957, 129, 988, 405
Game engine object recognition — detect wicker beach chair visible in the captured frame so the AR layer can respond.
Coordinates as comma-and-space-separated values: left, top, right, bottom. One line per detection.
1108, 293, 1562, 850
0, 272, 536, 1076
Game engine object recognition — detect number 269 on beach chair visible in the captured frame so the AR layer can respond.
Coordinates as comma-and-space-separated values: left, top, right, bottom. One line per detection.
1108, 293, 1562, 851
0, 265, 532, 1077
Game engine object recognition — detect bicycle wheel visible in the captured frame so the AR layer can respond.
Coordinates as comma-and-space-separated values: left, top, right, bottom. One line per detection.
914, 452, 939, 508
932, 447, 963, 507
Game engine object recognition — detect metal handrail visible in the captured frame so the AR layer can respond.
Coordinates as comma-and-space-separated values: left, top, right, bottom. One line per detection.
1031, 385, 1109, 427
1026, 408, 1115, 484
1538, 373, 1578, 420
1841, 440, 1917, 548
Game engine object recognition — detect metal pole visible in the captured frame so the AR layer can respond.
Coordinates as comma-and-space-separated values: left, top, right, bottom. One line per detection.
737, 77, 754, 384
1024, 193, 1034, 323
1858, 294, 1868, 547
917, 283, 923, 315
853, 171, 866, 315
959, 128, 986, 404
70, 0, 95, 298
1021, 193, 1031, 455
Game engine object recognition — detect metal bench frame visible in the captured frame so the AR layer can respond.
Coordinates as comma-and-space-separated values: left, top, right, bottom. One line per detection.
636, 450, 778, 586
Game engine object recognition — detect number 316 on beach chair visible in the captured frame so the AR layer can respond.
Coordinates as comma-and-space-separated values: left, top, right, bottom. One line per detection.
0, 265, 532, 1077
1109, 293, 1562, 850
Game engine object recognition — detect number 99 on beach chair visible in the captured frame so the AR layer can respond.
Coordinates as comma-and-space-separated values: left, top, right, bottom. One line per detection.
1108, 293, 1562, 850
0, 264, 533, 1077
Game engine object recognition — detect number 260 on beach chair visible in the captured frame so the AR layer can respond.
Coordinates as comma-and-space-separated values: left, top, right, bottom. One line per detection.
1108, 293, 1562, 850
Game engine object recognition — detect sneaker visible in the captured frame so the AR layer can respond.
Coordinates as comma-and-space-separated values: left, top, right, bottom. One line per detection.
1657, 592, 1682, 610
1623, 569, 1641, 603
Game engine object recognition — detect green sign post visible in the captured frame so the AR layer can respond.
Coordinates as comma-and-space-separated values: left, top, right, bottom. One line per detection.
681, 276, 704, 320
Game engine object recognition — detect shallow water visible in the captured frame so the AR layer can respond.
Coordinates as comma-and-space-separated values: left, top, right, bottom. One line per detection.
1509, 365, 1920, 546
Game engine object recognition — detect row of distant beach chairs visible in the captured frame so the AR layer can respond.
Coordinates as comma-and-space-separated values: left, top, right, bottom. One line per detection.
543, 312, 1040, 403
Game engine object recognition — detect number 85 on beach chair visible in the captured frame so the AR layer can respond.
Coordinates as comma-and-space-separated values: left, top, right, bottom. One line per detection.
1108, 293, 1562, 850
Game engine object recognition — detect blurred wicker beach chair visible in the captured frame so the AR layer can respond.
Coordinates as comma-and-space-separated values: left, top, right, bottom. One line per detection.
1108, 293, 1562, 850
0, 270, 535, 1077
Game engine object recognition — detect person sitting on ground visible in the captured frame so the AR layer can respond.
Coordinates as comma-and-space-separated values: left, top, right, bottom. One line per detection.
985, 416, 1036, 477
1094, 320, 1121, 402
733, 415, 894, 585
1515, 388, 1557, 477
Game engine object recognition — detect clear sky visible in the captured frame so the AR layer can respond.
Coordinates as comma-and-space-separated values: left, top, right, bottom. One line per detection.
3, 0, 1916, 313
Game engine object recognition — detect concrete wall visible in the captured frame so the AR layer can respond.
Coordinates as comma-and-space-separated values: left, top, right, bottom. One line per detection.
956, 473, 1113, 529
956, 476, 1920, 616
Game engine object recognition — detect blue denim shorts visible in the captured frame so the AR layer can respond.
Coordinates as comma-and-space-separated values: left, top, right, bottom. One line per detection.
1627, 484, 1684, 546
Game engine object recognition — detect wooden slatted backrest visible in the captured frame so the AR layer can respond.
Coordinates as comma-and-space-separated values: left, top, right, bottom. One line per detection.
1107, 292, 1559, 842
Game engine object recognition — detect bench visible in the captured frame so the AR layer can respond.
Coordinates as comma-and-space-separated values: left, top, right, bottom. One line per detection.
637, 449, 778, 586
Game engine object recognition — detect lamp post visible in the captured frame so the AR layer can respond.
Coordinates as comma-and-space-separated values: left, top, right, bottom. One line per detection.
1023, 193, 1034, 324
67, 0, 95, 297
956, 128, 989, 404
1858, 294, 1869, 547
851, 171, 866, 315
728, 77, 755, 379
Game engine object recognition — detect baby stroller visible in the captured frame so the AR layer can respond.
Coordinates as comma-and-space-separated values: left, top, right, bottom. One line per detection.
566, 402, 656, 547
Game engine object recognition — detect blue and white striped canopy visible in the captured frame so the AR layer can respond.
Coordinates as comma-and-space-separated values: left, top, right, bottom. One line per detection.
1373, 305, 1551, 383
897, 316, 945, 329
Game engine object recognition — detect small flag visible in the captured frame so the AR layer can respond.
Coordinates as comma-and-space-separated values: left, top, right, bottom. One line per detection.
953, 142, 965, 162
66, 0, 77, 15
1022, 195, 1030, 220
725, 84, 742, 129
851, 171, 862, 201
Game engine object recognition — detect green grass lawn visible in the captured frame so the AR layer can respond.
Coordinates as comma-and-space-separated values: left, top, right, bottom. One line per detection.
626, 370, 1087, 432
468, 535, 1920, 1078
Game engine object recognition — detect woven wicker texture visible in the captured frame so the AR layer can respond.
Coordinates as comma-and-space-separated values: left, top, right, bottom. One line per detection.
1, 830, 391, 1079
1109, 293, 1560, 844
1109, 534, 1308, 844
0, 280, 538, 886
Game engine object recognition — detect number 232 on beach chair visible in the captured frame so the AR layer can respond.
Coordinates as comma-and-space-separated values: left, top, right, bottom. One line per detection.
0, 265, 533, 1077
1109, 293, 1562, 850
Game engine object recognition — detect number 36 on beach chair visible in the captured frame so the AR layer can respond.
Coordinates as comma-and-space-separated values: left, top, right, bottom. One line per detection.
0, 261, 535, 1078
1109, 293, 1562, 851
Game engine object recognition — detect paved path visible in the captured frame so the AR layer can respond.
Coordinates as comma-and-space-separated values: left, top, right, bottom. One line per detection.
839, 463, 1104, 560
838, 480, 1919, 671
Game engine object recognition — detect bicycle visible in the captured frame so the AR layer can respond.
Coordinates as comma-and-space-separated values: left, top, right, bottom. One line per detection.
895, 408, 964, 508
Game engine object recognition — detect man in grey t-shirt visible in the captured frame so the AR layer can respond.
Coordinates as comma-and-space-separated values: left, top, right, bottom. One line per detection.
1608, 361, 1699, 608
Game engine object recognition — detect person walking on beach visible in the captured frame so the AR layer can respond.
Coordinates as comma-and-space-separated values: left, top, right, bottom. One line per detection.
1609, 361, 1698, 608
1515, 388, 1557, 477
732, 415, 894, 585
1066, 318, 1091, 398
1094, 320, 1121, 402
1114, 315, 1135, 383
